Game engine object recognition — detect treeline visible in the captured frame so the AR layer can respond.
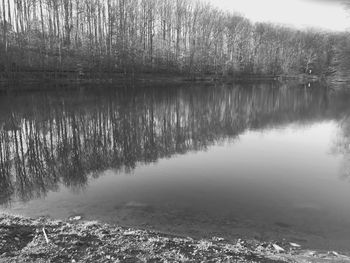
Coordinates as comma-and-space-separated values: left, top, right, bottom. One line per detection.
0, 0, 348, 77
1, 84, 349, 204
330, 34, 350, 83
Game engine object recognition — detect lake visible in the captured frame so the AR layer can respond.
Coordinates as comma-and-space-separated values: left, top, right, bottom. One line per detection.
1, 82, 350, 251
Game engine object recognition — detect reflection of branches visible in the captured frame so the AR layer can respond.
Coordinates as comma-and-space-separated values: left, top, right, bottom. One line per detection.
332, 116, 350, 180
333, 117, 350, 154
0, 133, 13, 206
0, 84, 347, 205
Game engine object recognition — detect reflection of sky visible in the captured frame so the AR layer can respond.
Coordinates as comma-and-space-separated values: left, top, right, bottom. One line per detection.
6, 121, 350, 250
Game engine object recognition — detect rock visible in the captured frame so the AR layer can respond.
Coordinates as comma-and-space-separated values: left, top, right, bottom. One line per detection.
212, 237, 224, 242
329, 251, 340, 257
123, 231, 137, 236
70, 216, 82, 221
304, 250, 316, 257
289, 242, 301, 248
272, 244, 285, 253
256, 245, 265, 252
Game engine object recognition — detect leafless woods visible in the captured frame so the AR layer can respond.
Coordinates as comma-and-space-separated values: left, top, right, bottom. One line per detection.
0, 0, 348, 77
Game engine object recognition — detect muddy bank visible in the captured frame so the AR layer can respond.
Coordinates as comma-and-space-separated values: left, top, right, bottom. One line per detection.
0, 214, 349, 263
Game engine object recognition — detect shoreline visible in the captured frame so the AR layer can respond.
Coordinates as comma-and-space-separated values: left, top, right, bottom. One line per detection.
0, 72, 324, 92
0, 213, 349, 263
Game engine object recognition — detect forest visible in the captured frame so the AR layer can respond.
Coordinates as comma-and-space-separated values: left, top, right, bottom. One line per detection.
0, 0, 349, 79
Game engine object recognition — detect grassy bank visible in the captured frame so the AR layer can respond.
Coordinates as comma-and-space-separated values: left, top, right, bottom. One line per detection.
0, 214, 349, 263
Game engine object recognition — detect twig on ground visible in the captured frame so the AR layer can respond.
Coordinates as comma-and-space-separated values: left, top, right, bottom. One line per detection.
42, 228, 49, 244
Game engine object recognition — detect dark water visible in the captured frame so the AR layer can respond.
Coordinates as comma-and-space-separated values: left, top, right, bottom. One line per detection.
1, 83, 350, 251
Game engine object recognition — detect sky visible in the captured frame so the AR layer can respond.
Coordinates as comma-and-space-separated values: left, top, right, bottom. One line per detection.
208, 0, 350, 32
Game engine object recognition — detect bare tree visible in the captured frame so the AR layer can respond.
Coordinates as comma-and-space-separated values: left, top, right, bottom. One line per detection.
0, 0, 344, 80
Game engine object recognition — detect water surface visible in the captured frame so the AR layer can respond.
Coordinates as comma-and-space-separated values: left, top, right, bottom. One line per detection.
1, 83, 350, 251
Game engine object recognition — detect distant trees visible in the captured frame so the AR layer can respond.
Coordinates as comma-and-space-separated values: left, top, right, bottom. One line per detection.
320, 33, 350, 83
0, 0, 346, 77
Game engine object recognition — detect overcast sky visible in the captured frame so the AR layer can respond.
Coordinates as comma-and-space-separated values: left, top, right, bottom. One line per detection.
208, 0, 350, 31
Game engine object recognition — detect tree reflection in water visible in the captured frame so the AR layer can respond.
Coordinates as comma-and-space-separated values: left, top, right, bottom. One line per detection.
332, 115, 350, 180
0, 83, 349, 205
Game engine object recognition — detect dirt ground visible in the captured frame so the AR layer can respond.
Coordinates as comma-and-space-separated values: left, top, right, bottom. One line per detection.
0, 213, 349, 263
